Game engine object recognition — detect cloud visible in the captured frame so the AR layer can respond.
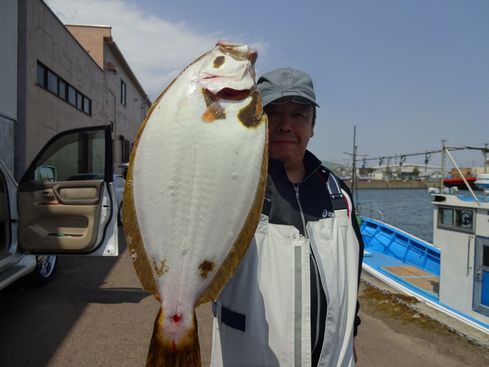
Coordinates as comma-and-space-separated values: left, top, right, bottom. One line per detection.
45, 0, 230, 100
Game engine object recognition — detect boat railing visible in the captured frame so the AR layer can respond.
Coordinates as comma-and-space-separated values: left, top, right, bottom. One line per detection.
357, 205, 385, 222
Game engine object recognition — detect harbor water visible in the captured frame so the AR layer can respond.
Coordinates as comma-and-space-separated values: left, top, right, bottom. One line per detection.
356, 188, 434, 243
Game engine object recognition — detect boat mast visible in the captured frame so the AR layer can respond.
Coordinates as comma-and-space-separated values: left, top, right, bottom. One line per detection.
440, 140, 446, 190
352, 125, 358, 204
484, 143, 488, 174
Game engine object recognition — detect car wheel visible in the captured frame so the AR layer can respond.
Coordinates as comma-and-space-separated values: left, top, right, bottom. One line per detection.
26, 255, 57, 286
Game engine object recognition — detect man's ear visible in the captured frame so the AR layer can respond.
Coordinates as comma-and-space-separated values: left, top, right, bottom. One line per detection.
310, 127, 315, 138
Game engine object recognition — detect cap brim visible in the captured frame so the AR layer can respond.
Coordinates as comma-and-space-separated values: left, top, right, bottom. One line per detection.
262, 91, 319, 107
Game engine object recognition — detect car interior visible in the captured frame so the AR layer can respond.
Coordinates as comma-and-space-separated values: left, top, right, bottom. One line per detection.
17, 129, 109, 253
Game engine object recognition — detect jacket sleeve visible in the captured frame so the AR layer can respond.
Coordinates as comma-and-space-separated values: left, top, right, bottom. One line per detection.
340, 181, 364, 337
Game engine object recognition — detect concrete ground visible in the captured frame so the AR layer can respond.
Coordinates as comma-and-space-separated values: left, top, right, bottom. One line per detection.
355, 278, 489, 367
1, 229, 487, 366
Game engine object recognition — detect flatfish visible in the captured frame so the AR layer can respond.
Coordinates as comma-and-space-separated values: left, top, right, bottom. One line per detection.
122, 41, 268, 366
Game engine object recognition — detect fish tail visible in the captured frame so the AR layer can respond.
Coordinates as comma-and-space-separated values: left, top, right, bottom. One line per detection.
146, 308, 201, 367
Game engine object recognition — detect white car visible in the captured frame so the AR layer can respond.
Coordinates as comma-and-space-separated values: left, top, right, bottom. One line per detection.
0, 125, 121, 289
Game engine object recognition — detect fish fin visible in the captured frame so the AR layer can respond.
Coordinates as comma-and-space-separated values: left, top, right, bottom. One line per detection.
201, 101, 226, 122
122, 49, 215, 296
122, 170, 158, 295
197, 127, 268, 305
146, 308, 202, 367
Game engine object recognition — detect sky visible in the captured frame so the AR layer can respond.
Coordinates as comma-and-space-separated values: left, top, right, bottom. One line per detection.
45, 0, 489, 168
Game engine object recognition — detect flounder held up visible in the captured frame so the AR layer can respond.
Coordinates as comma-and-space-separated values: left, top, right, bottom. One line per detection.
122, 42, 268, 366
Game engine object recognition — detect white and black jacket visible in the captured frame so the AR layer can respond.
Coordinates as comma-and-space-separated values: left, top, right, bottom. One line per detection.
211, 151, 364, 367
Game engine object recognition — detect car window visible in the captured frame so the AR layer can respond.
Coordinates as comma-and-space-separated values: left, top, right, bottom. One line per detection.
31, 129, 106, 182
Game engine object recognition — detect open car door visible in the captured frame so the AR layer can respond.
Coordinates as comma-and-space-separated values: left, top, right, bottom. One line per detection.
17, 125, 118, 256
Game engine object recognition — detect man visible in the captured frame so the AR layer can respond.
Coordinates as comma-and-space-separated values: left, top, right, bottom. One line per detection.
211, 68, 364, 366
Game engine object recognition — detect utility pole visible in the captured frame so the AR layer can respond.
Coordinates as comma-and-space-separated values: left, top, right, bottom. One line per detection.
484, 143, 488, 174
440, 140, 446, 189
352, 125, 357, 202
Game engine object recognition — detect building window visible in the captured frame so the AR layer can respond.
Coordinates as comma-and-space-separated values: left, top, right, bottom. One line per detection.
67, 85, 76, 106
76, 92, 83, 110
58, 79, 67, 100
36, 60, 92, 116
121, 80, 126, 106
47, 70, 58, 94
37, 63, 46, 87
120, 136, 131, 162
83, 96, 91, 115
438, 207, 474, 233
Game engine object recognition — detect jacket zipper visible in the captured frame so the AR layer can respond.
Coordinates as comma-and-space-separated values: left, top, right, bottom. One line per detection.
294, 185, 307, 237
294, 184, 322, 355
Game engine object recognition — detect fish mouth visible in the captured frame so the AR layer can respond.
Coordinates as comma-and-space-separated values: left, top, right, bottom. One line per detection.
207, 87, 252, 101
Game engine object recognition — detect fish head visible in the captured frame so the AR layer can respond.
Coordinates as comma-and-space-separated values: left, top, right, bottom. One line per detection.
197, 41, 258, 99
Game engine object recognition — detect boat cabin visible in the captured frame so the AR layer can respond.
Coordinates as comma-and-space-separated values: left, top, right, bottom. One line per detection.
432, 189, 489, 326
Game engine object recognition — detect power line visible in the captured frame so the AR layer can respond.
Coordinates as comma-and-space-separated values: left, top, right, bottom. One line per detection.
344, 145, 489, 164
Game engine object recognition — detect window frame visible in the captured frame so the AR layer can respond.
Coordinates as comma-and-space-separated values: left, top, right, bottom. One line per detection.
437, 206, 475, 234
35, 60, 92, 117
120, 79, 127, 106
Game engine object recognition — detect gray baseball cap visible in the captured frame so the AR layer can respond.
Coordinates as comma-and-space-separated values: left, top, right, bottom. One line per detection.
257, 67, 319, 107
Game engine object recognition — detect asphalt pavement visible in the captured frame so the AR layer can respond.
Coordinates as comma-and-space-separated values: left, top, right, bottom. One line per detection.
0, 228, 487, 366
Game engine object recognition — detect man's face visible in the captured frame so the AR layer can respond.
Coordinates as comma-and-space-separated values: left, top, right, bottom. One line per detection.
265, 100, 315, 167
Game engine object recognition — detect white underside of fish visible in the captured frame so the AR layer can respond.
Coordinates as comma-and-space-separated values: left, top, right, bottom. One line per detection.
129, 49, 266, 344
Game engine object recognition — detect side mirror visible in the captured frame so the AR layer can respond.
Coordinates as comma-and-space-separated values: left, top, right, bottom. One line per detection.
34, 165, 57, 182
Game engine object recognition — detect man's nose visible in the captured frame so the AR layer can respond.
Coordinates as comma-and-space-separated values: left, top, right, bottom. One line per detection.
276, 114, 294, 131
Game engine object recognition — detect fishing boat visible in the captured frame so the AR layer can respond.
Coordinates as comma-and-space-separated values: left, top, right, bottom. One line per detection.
443, 176, 477, 190
360, 173, 489, 335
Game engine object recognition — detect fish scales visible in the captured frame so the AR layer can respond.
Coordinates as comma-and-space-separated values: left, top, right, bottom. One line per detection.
122, 42, 267, 366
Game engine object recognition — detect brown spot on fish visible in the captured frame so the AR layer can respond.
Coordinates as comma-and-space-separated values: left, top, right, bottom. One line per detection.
198, 260, 215, 278
238, 90, 264, 128
153, 258, 169, 276
202, 101, 226, 122
213, 56, 225, 68
130, 249, 138, 262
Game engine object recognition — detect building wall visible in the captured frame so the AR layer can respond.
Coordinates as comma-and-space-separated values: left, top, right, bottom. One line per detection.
16, 0, 105, 177
103, 42, 148, 166
0, 0, 18, 173
366, 164, 441, 181
14, 0, 149, 178
65, 25, 110, 69
472, 166, 489, 175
